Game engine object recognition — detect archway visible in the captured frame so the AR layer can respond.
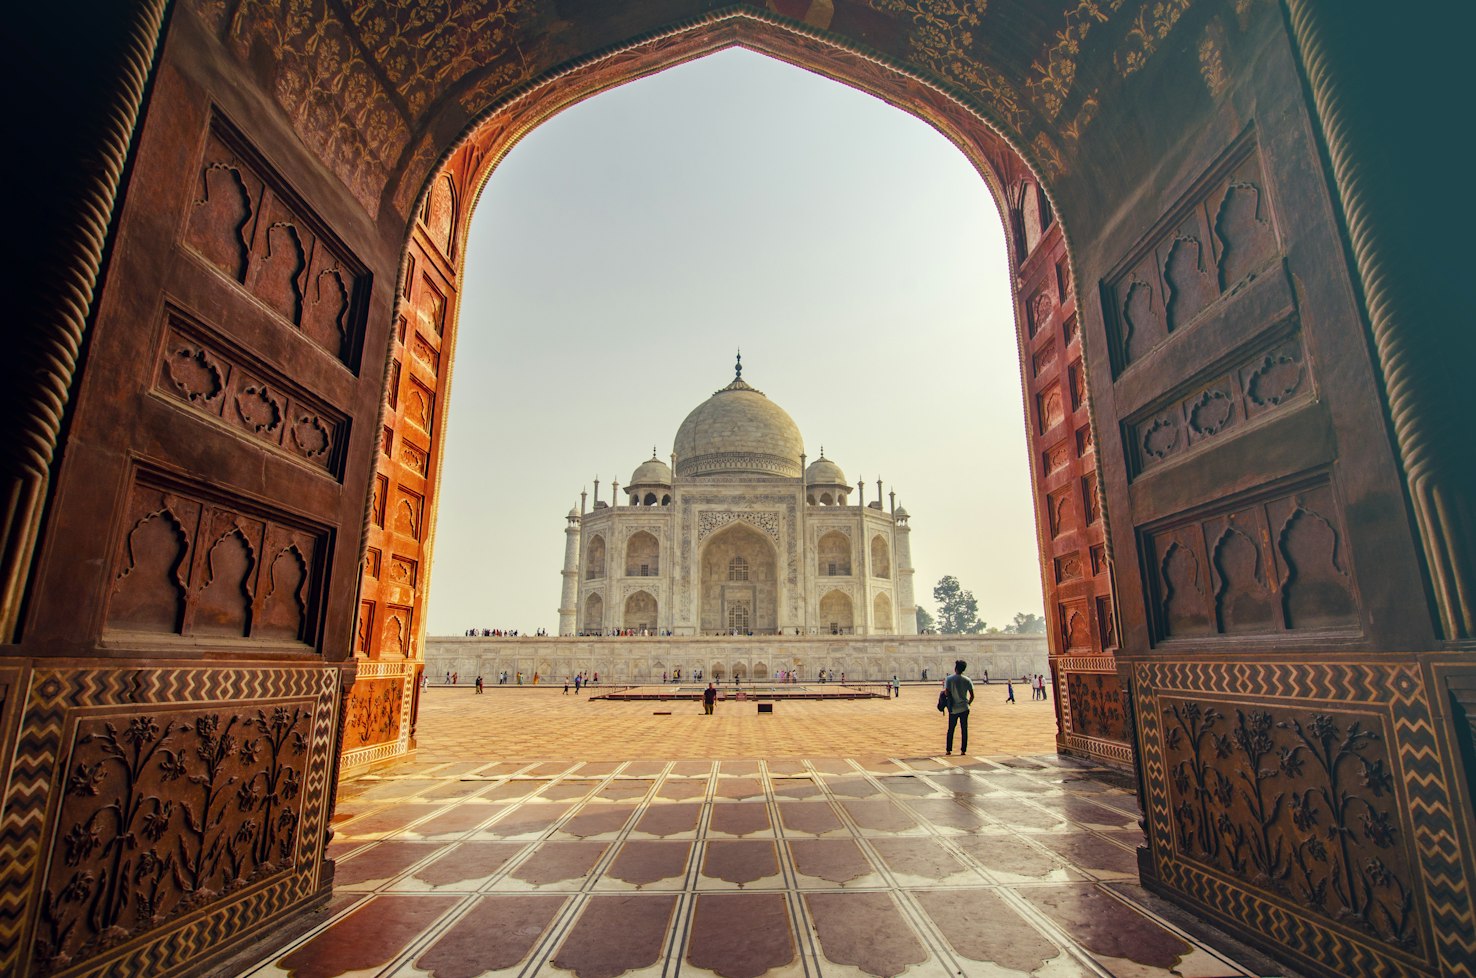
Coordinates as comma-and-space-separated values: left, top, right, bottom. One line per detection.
700, 522, 778, 634
624, 589, 657, 632
816, 530, 851, 577
17, 7, 1456, 978
625, 531, 659, 577
583, 593, 604, 634
820, 589, 854, 634
873, 592, 894, 632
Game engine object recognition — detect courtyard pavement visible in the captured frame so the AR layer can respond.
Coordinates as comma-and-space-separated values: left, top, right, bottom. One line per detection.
234, 685, 1288, 978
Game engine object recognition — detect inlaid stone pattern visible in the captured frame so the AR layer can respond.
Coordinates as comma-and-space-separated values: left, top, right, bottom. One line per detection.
238, 753, 1275, 978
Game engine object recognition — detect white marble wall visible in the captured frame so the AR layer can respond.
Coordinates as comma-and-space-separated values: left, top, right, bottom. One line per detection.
425, 633, 1049, 685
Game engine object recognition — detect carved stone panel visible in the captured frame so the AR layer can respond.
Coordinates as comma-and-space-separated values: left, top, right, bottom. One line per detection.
1106, 140, 1280, 373
1134, 658, 1473, 978
0, 665, 337, 978
1144, 480, 1358, 643
107, 475, 326, 648
1127, 332, 1309, 476
183, 118, 367, 368
157, 311, 347, 477
1065, 671, 1127, 742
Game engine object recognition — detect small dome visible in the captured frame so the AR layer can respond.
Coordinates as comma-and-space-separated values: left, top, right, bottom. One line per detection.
805, 454, 847, 486
567, 507, 579, 520
894, 506, 909, 519
629, 452, 672, 487
673, 358, 803, 479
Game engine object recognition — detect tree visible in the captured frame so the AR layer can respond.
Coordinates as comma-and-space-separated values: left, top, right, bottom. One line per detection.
1005, 612, 1046, 634
915, 606, 936, 633
932, 576, 985, 634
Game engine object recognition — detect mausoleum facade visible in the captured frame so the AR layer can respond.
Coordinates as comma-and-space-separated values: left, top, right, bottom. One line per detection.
560, 359, 916, 637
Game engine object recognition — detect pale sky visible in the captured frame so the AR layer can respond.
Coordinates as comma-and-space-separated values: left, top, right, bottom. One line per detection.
426, 49, 1043, 634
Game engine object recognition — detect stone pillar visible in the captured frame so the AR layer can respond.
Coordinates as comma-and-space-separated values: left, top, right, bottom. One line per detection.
559, 512, 580, 635
895, 512, 917, 635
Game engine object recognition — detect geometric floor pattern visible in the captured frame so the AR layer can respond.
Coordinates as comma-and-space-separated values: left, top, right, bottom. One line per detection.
236, 749, 1288, 978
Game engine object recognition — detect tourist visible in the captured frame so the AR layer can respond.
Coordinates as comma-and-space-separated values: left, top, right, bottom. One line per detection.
944, 660, 975, 756
563, 678, 570, 695
452, 672, 458, 686
445, 671, 451, 684
1006, 679, 1015, 704
892, 675, 900, 698
574, 674, 581, 694
703, 682, 717, 715
475, 675, 484, 694
533, 672, 539, 685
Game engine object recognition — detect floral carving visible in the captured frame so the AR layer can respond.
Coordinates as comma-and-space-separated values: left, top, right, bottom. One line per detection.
1163, 702, 1416, 951
1188, 389, 1234, 436
1246, 353, 1304, 407
35, 706, 309, 973
166, 346, 225, 404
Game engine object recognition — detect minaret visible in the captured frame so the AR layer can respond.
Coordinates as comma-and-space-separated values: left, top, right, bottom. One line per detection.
895, 504, 917, 634
559, 508, 581, 635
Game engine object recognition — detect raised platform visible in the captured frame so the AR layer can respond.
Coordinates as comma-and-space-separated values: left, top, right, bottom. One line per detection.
591, 682, 890, 701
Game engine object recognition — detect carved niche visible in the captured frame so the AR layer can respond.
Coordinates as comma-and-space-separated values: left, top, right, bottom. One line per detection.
1147, 481, 1358, 642
1163, 233, 1215, 329
183, 121, 366, 368
1032, 339, 1057, 377
1107, 140, 1281, 372
393, 490, 424, 539
1037, 382, 1064, 434
356, 600, 374, 654
108, 478, 323, 646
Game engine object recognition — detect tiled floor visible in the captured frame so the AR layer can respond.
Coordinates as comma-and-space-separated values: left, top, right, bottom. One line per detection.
235, 687, 1285, 978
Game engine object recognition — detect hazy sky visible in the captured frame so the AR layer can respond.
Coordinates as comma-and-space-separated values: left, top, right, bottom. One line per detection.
426, 49, 1043, 634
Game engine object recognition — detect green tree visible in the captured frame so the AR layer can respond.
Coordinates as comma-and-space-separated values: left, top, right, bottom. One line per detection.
932, 576, 985, 634
915, 606, 936, 633
1005, 612, 1045, 634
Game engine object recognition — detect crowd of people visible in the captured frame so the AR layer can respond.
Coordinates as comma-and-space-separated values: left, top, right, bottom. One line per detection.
464, 628, 550, 637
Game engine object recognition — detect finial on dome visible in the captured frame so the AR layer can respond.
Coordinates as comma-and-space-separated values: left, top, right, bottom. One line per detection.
819, 446, 825, 459
735, 349, 742, 380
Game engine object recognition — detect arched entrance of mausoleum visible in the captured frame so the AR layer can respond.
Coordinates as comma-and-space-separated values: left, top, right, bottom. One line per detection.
9, 6, 1469, 978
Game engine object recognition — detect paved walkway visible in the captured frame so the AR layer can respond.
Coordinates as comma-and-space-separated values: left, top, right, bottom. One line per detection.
234, 686, 1286, 978
413, 682, 1061, 760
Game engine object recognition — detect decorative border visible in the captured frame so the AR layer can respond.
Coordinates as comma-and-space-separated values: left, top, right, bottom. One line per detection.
0, 662, 338, 978
1133, 659, 1475, 978
338, 660, 416, 773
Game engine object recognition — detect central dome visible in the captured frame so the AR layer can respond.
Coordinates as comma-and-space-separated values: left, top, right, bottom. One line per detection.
673, 367, 803, 479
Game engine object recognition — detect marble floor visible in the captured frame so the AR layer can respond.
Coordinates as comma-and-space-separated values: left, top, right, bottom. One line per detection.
235, 746, 1288, 978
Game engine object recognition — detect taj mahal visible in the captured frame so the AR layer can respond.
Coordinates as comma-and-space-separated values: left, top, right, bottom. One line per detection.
559, 356, 916, 637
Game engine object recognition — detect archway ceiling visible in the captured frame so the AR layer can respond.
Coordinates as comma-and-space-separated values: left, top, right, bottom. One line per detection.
196, 0, 1209, 218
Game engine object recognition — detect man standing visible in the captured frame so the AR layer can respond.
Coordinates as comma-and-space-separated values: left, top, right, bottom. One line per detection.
944, 659, 975, 756
475, 675, 484, 694
703, 682, 717, 715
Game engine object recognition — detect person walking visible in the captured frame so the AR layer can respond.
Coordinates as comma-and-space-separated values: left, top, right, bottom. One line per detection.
1006, 679, 1016, 704
944, 660, 975, 756
475, 675, 484, 694
703, 682, 717, 715
563, 678, 570, 695
892, 675, 900, 698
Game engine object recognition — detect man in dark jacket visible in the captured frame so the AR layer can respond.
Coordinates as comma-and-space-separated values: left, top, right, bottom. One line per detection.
944, 660, 975, 756
703, 683, 718, 715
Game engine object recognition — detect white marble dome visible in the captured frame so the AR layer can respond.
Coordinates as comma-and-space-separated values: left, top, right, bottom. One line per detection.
805, 454, 847, 487
629, 454, 672, 487
673, 373, 803, 479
